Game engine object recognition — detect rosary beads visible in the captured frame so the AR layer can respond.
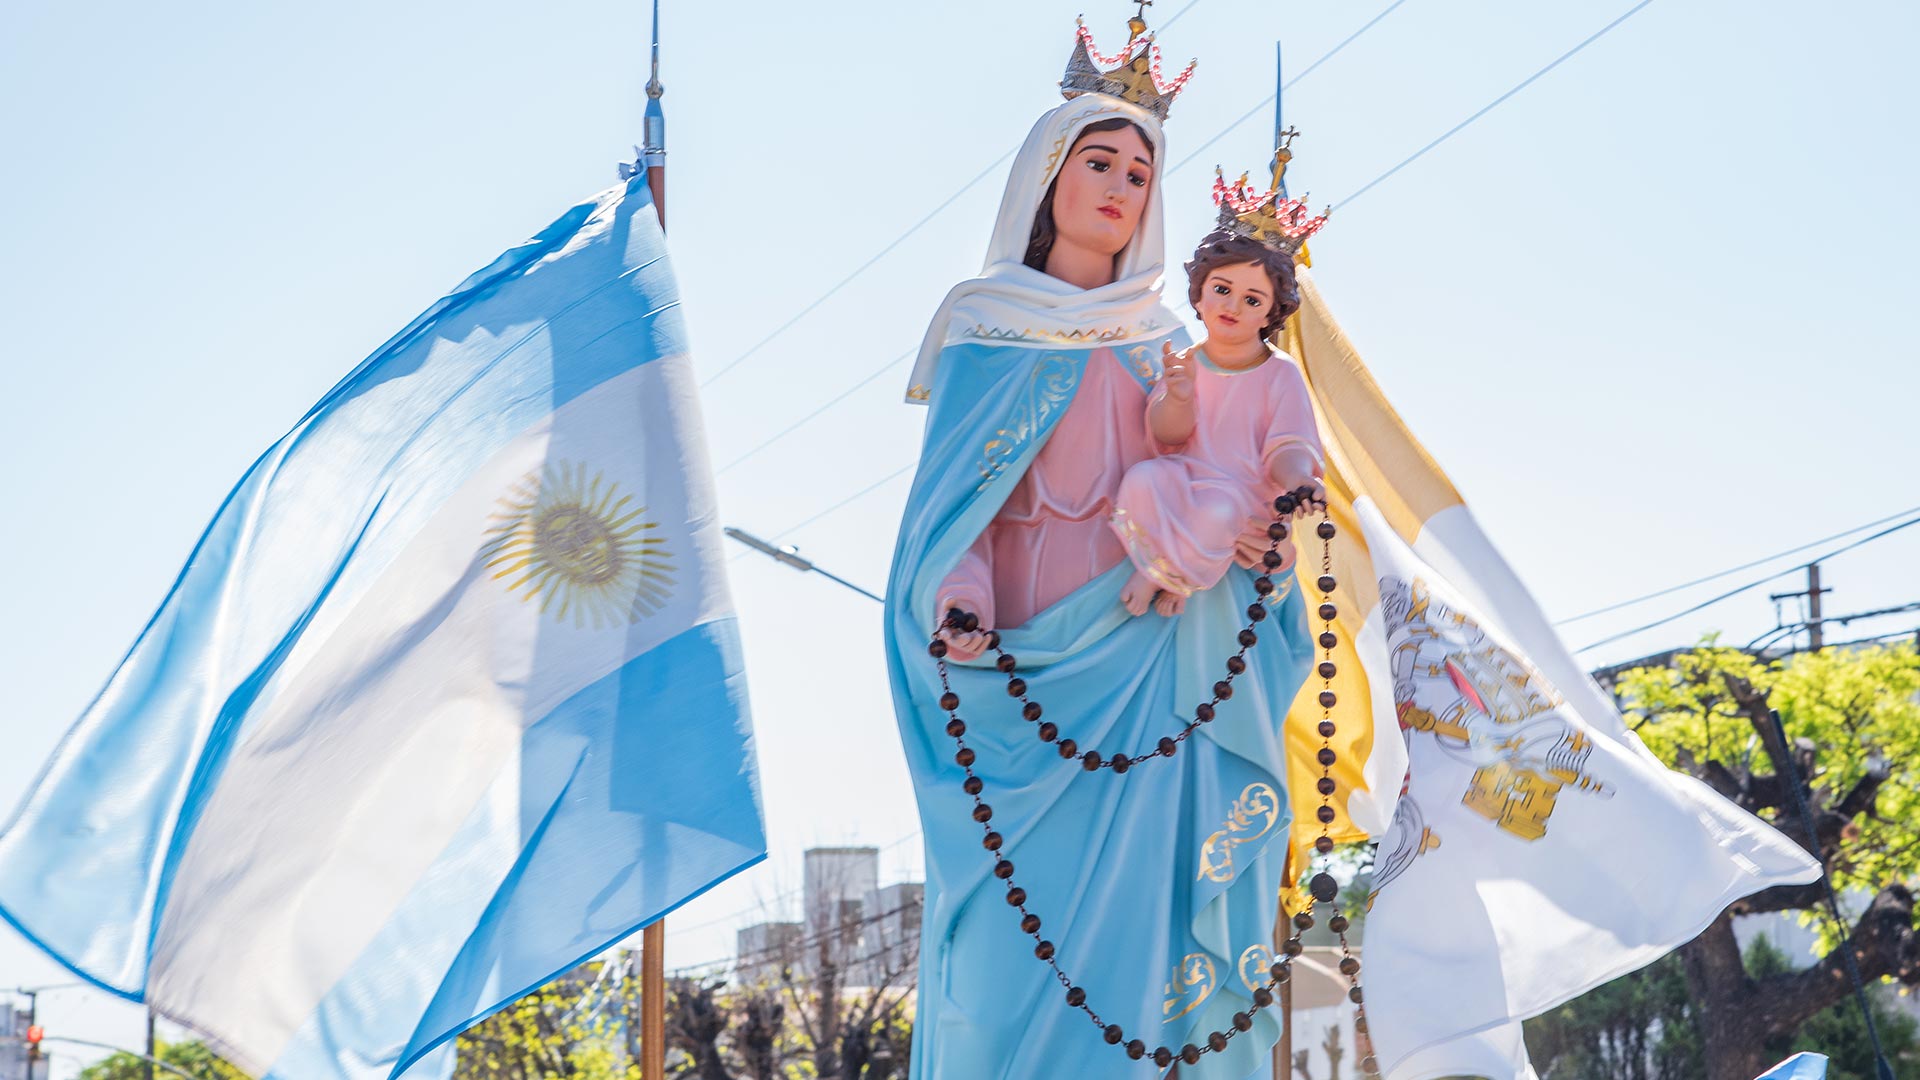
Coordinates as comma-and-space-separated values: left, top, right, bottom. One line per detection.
927, 486, 1376, 1074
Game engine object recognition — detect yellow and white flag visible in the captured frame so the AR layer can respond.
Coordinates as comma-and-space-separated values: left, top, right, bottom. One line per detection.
1277, 267, 1819, 1079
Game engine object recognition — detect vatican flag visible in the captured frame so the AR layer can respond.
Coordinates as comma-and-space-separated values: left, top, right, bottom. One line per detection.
1276, 267, 1819, 1079
0, 175, 765, 1080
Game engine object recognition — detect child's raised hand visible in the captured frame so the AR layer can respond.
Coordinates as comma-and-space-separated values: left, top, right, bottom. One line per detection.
1160, 341, 1196, 402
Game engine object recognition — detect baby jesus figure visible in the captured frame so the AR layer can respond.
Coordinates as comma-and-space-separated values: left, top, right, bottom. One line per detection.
1111, 224, 1328, 617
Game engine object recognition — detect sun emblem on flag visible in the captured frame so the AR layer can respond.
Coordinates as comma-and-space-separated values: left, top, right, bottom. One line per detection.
481, 460, 674, 628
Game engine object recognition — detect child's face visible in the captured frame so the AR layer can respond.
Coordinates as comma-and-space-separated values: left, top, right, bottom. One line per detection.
1195, 261, 1273, 351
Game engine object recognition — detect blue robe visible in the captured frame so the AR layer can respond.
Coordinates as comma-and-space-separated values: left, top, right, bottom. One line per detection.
885, 339, 1315, 1079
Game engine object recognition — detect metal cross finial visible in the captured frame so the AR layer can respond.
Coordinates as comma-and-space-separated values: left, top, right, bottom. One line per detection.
1277, 125, 1300, 149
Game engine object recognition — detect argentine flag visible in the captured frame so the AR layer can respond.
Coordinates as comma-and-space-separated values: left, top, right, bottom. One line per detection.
0, 174, 765, 1079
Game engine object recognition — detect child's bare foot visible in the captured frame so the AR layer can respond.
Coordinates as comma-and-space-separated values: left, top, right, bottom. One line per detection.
1121, 568, 1157, 616
1153, 592, 1187, 617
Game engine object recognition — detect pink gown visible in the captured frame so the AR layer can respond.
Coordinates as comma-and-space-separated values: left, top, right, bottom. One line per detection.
1109, 348, 1324, 597
937, 348, 1153, 630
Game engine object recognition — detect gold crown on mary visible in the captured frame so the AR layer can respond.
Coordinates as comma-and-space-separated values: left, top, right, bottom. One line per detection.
1059, 6, 1197, 122
1212, 130, 1330, 257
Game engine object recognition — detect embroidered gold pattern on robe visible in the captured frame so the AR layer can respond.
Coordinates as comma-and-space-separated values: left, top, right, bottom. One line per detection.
1162, 953, 1216, 1022
1382, 576, 1612, 842
1237, 944, 1273, 993
976, 353, 1079, 492
1197, 782, 1282, 882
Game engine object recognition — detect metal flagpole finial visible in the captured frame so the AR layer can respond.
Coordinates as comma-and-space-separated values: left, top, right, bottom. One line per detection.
643, 0, 666, 164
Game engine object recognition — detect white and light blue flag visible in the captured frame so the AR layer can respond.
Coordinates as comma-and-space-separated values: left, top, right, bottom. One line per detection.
0, 174, 765, 1079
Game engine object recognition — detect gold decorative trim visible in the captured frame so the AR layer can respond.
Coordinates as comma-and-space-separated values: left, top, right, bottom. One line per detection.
1197, 782, 1282, 882
1163, 953, 1216, 1023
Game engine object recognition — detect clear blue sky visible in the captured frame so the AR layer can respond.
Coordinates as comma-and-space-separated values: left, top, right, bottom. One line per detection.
4, 0, 1916, 1069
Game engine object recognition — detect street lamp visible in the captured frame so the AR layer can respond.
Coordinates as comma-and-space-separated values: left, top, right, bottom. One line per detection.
724, 528, 884, 604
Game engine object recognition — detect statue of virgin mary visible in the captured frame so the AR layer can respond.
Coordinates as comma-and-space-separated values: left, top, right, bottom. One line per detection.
884, 20, 1317, 1079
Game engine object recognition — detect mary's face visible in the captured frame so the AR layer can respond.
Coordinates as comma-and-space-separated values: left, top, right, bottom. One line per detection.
1048, 125, 1155, 258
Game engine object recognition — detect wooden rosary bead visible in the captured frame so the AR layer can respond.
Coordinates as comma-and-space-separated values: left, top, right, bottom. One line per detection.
1262, 549, 1285, 570
1006, 886, 1027, 906
1318, 631, 1337, 649
996, 653, 1018, 673
1153, 1048, 1174, 1068
1207, 1031, 1228, 1052
1126, 1040, 1146, 1060
1104, 1025, 1124, 1046
1318, 720, 1337, 738
1252, 987, 1275, 1008
1254, 576, 1275, 596
1181, 1044, 1201, 1065
1317, 521, 1336, 540
1034, 940, 1055, 961
985, 630, 1002, 649
1058, 738, 1078, 758
1037, 721, 1058, 742
1226, 655, 1247, 675
1232, 1011, 1253, 1032
1361, 1055, 1379, 1076
1340, 957, 1361, 976
993, 859, 1015, 880
1006, 677, 1027, 697
1065, 986, 1086, 1007
1317, 748, 1337, 767
946, 718, 966, 737
940, 691, 960, 711
963, 776, 983, 795
1270, 961, 1291, 983
1195, 703, 1215, 722
1317, 602, 1338, 622
1158, 736, 1178, 756
1318, 660, 1337, 679
1317, 777, 1337, 796
982, 831, 1003, 851
1293, 911, 1315, 931
928, 639, 949, 658
971, 803, 993, 823
1247, 602, 1268, 622
960, 611, 981, 632
1081, 750, 1103, 771
1213, 680, 1234, 700
1329, 914, 1350, 934
1316, 806, 1337, 824
1348, 986, 1364, 1004
1353, 1016, 1367, 1034
1237, 628, 1259, 647
955, 748, 976, 768
1021, 913, 1041, 934
1317, 574, 1337, 593
1318, 690, 1338, 708
1022, 701, 1043, 721
1110, 755, 1131, 774
1267, 521, 1289, 542
1314, 836, 1334, 854
1282, 939, 1304, 958
1273, 493, 1298, 515
1310, 872, 1339, 902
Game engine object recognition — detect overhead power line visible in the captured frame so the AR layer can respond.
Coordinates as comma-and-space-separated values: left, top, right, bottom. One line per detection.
1556, 503, 1920, 625
1574, 513, 1920, 655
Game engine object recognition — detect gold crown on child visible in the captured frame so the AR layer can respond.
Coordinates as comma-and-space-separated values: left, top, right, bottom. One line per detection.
1059, 10, 1196, 122
1212, 130, 1331, 257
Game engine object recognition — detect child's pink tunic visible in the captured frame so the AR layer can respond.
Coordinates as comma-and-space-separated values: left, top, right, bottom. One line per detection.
936, 348, 1153, 630
1110, 348, 1324, 597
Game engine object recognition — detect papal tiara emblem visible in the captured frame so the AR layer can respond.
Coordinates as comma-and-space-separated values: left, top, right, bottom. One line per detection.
1059, 11, 1196, 122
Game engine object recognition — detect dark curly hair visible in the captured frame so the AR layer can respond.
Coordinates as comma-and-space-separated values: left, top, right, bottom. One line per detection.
1183, 229, 1301, 340
1023, 118, 1157, 273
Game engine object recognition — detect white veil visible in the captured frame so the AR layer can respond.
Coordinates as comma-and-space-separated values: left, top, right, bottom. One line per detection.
903, 94, 1185, 404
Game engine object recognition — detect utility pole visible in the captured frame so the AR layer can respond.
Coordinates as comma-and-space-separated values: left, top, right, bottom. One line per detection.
144, 1008, 156, 1080
1807, 563, 1825, 650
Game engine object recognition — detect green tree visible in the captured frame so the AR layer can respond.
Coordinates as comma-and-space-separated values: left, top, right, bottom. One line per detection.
1611, 641, 1920, 1080
455, 960, 636, 1080
76, 1041, 250, 1080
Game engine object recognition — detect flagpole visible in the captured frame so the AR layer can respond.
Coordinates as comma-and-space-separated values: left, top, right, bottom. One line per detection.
639, 4, 668, 1078
1271, 41, 1294, 1080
